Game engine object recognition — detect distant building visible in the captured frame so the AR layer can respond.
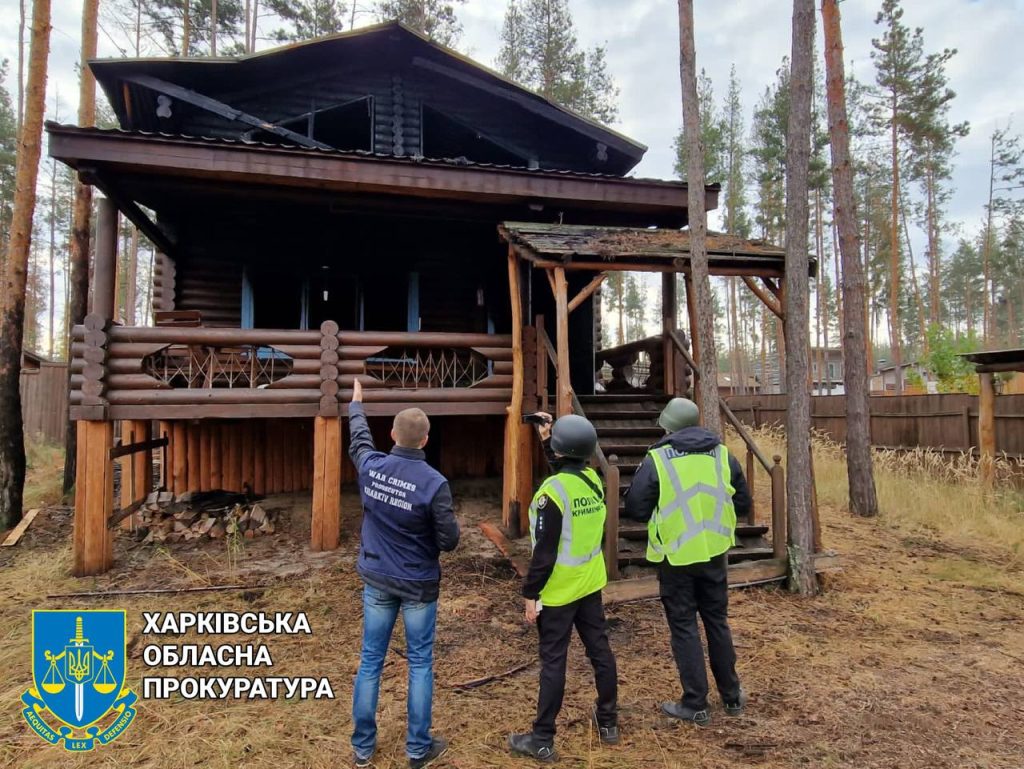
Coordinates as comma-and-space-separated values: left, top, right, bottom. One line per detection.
870, 360, 934, 394
810, 347, 844, 395
717, 372, 761, 397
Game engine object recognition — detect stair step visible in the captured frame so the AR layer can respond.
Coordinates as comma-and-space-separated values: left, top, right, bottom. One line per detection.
617, 520, 769, 541
615, 543, 776, 567
596, 426, 664, 437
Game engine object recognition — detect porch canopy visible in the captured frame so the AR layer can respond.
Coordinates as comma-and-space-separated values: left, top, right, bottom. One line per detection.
498, 221, 815, 278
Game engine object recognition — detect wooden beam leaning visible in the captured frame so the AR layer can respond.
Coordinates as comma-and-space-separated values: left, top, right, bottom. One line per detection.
683, 274, 701, 412
124, 74, 332, 150
74, 420, 115, 577
311, 415, 341, 552
117, 420, 152, 528
567, 272, 606, 314
979, 372, 997, 488
742, 275, 783, 319
553, 267, 572, 417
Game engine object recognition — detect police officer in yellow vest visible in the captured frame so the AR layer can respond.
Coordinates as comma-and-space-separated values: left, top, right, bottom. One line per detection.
623, 398, 752, 726
509, 414, 619, 761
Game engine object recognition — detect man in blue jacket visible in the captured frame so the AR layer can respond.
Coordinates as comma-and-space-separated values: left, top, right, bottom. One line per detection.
348, 380, 460, 769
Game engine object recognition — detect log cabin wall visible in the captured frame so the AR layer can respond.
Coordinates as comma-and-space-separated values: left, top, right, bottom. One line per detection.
174, 257, 243, 327
157, 414, 505, 497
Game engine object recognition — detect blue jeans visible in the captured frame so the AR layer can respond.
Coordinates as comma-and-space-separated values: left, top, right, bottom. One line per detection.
351, 584, 438, 760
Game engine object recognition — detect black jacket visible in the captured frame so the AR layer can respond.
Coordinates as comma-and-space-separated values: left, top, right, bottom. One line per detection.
622, 426, 752, 525
348, 402, 460, 602
521, 441, 598, 601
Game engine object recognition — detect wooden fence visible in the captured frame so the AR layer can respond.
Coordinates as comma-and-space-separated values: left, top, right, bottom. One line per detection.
20, 362, 68, 444
725, 393, 1024, 458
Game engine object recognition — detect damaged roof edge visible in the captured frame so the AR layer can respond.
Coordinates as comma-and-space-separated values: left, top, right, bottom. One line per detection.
87, 20, 647, 160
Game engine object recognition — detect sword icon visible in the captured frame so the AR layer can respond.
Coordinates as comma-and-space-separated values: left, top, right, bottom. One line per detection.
65, 617, 91, 723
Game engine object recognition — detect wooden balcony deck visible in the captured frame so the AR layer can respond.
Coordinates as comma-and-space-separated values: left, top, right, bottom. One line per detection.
69, 322, 520, 421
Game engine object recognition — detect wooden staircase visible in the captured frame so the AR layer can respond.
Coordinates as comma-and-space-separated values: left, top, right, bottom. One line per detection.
578, 393, 773, 572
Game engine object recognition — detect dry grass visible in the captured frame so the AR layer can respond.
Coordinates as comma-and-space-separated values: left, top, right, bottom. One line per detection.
22, 440, 66, 512
1, 440, 1022, 769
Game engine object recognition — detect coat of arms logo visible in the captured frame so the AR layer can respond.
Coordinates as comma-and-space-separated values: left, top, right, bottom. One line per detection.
22, 610, 138, 751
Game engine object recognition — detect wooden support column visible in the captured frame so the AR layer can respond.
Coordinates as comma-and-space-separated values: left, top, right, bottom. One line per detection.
504, 249, 533, 536
683, 274, 702, 413
73, 421, 114, 576
554, 267, 572, 417
118, 420, 152, 528
311, 415, 341, 551
93, 197, 118, 319
979, 372, 997, 488
662, 273, 677, 397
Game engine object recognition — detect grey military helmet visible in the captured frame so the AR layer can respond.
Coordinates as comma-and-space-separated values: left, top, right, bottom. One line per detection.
658, 397, 700, 433
550, 414, 598, 459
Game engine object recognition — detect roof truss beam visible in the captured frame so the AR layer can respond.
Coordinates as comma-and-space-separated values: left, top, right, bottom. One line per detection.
124, 74, 333, 150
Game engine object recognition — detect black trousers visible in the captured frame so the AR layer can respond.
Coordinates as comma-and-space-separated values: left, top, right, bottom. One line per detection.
532, 590, 618, 744
658, 553, 741, 711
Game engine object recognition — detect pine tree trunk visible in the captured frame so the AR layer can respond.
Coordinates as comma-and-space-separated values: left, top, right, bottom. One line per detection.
1, 0, 51, 530
211, 0, 218, 55
822, 0, 879, 518
889, 93, 903, 394
783, 0, 817, 595
926, 159, 940, 325
982, 134, 996, 345
48, 160, 56, 357
183, 0, 191, 56
125, 225, 138, 326
678, 0, 721, 433
62, 0, 99, 495
900, 198, 928, 354
17, 0, 25, 136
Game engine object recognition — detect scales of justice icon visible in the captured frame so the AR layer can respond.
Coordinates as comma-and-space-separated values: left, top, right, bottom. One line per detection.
40, 616, 117, 723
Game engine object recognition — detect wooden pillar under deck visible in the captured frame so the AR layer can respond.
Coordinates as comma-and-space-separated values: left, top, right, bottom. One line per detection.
74, 421, 114, 576
92, 198, 118, 319
553, 267, 572, 417
312, 415, 341, 551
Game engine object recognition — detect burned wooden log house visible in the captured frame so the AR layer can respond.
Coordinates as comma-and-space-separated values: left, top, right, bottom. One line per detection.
50, 22, 804, 580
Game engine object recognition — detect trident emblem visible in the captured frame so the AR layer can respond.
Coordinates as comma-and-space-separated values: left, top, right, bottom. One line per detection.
41, 616, 115, 723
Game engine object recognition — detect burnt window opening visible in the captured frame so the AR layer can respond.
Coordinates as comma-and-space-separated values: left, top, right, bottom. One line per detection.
421, 105, 527, 167
249, 97, 373, 152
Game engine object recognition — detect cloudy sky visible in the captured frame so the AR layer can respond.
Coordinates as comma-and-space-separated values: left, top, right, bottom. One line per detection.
1, 0, 1022, 240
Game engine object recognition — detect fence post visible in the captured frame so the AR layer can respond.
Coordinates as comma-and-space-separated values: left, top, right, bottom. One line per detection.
604, 464, 620, 581
771, 454, 786, 561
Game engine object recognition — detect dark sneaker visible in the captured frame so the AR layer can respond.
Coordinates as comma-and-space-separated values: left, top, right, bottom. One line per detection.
409, 737, 448, 769
508, 732, 557, 762
591, 707, 620, 745
353, 754, 374, 769
661, 701, 711, 727
724, 688, 748, 717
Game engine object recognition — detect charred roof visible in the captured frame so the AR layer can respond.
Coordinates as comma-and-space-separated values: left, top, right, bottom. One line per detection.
90, 21, 647, 177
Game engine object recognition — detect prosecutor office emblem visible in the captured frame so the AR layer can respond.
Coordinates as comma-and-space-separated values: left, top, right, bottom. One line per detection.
22, 610, 138, 751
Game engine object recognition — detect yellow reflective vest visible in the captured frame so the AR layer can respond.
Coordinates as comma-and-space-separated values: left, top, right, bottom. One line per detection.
528, 468, 608, 607
646, 444, 737, 566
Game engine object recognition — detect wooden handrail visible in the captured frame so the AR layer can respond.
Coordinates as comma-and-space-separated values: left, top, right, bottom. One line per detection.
668, 329, 772, 473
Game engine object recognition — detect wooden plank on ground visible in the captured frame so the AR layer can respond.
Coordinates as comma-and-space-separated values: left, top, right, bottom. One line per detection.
2, 509, 40, 546
603, 553, 842, 605
479, 521, 529, 577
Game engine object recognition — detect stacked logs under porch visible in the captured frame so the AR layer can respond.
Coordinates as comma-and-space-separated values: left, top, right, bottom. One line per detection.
133, 491, 278, 544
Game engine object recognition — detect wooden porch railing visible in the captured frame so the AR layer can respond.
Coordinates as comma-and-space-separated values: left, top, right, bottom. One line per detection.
69, 321, 515, 420
537, 319, 621, 580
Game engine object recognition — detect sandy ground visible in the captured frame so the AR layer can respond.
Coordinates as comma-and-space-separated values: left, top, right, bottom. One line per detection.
1, 479, 1023, 769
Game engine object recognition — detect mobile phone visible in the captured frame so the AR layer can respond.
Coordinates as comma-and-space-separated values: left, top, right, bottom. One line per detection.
522, 413, 553, 426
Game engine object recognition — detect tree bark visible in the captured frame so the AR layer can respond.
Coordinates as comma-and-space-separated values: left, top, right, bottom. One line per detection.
677, 0, 721, 433
822, 0, 879, 518
888, 85, 903, 393
125, 225, 138, 326
62, 0, 99, 495
783, 0, 817, 595
0, 0, 51, 529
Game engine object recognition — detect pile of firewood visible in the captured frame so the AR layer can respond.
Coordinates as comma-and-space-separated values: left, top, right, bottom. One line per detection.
134, 490, 278, 544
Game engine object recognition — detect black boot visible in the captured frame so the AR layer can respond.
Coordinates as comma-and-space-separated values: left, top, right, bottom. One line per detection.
723, 688, 748, 717
409, 737, 448, 769
591, 707, 620, 745
661, 700, 711, 727
508, 733, 557, 762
